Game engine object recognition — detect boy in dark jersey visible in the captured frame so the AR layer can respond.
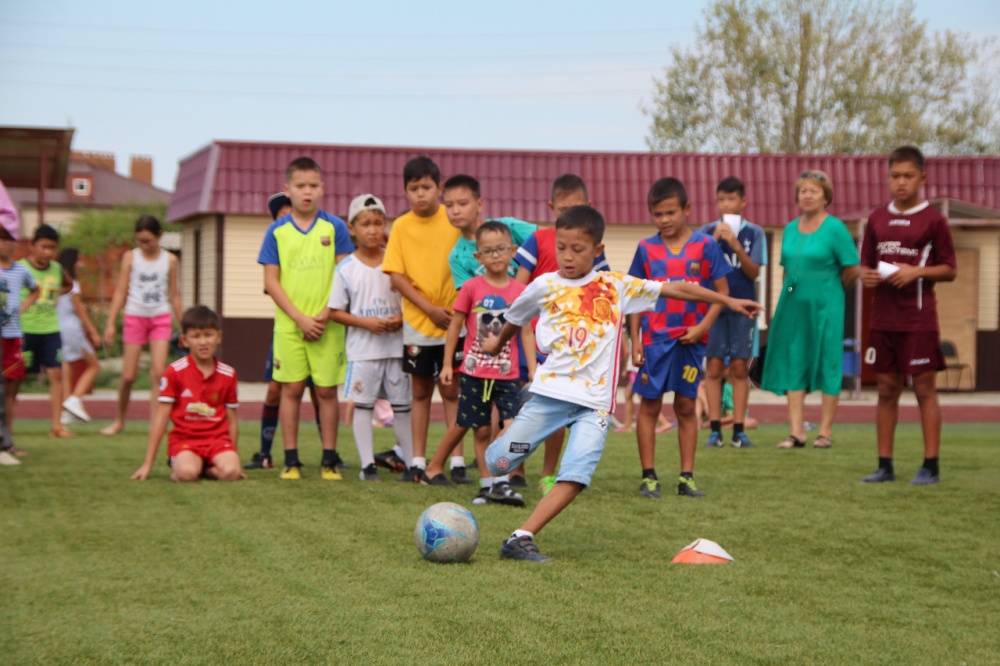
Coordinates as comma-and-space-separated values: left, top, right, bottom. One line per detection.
859, 146, 957, 486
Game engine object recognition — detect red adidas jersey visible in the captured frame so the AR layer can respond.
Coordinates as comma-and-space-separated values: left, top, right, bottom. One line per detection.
159, 355, 239, 446
861, 202, 956, 332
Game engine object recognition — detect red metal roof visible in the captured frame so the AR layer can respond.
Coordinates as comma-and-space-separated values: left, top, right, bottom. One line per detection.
167, 140, 1000, 226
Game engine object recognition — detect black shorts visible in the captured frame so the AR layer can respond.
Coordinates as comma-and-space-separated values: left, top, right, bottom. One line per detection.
456, 376, 520, 429
403, 343, 463, 378
22, 332, 62, 372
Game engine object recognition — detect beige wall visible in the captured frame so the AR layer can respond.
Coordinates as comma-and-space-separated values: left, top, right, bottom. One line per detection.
17, 208, 78, 237
222, 215, 272, 318
180, 223, 197, 308
178, 215, 217, 310
952, 229, 998, 331
602, 224, 650, 273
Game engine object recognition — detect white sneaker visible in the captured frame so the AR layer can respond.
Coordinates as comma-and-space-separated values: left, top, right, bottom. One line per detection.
61, 410, 80, 425
0, 450, 21, 466
62, 396, 91, 422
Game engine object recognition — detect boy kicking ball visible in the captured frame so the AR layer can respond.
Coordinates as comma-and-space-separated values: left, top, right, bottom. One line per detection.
482, 206, 760, 562
131, 306, 242, 482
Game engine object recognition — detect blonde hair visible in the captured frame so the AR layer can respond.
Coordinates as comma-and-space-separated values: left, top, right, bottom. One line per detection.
795, 170, 834, 206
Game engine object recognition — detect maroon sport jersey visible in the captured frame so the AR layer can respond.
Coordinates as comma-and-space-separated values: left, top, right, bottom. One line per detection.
159, 355, 239, 446
861, 202, 956, 332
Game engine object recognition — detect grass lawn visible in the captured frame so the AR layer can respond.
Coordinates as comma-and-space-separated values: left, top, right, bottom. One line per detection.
2, 421, 998, 664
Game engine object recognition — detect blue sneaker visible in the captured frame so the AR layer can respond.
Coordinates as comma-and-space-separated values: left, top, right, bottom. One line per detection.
731, 433, 756, 448
861, 468, 895, 483
500, 536, 551, 563
704, 431, 724, 448
909, 467, 940, 486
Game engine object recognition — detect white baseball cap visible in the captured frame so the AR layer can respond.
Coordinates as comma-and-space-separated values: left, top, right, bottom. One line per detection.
347, 194, 386, 223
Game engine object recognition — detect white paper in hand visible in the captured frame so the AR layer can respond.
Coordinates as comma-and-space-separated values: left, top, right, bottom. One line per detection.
723, 214, 741, 236
877, 261, 900, 278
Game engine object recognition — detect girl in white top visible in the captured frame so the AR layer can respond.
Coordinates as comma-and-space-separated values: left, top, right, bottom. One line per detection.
57, 248, 102, 424
101, 216, 181, 435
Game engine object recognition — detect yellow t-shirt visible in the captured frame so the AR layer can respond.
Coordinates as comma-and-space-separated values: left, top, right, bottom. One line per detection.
382, 206, 460, 339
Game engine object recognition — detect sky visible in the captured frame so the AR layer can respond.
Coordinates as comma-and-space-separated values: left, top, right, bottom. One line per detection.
1, 0, 998, 190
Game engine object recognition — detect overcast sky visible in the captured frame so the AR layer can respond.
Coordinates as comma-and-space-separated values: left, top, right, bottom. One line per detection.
1, 0, 997, 190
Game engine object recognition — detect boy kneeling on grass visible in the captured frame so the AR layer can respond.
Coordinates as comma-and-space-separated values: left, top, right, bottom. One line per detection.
131, 306, 243, 482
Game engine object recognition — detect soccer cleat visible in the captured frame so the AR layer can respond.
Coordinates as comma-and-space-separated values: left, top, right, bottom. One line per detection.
485, 482, 526, 507
450, 466, 472, 485
677, 476, 706, 497
397, 466, 429, 484
326, 450, 349, 470
0, 450, 21, 466
374, 449, 407, 473
500, 536, 551, 563
62, 396, 91, 422
358, 464, 380, 481
909, 468, 940, 486
280, 465, 301, 480
731, 433, 756, 448
639, 477, 662, 498
321, 465, 343, 481
508, 474, 527, 488
539, 475, 556, 495
704, 431, 724, 448
861, 468, 896, 483
472, 487, 490, 505
426, 473, 455, 487
243, 452, 273, 470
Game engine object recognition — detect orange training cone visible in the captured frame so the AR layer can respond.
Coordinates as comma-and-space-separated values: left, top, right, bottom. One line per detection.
671, 538, 733, 564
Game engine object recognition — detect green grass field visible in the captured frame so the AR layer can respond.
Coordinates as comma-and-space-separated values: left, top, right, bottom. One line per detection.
2, 421, 998, 664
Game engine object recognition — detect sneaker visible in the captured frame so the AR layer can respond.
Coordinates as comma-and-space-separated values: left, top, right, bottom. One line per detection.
326, 450, 349, 470
485, 481, 526, 507
500, 535, 551, 563
321, 465, 343, 481
468, 458, 478, 469
861, 468, 896, 483
539, 475, 556, 496
639, 477, 662, 498
243, 452, 273, 470
62, 396, 91, 422
508, 474, 527, 488
0, 450, 21, 466
909, 467, 940, 486
374, 449, 407, 473
472, 486, 490, 505
60, 410, 84, 426
359, 464, 380, 481
677, 476, 706, 497
280, 465, 301, 480
397, 466, 429, 484
426, 473, 455, 487
704, 431, 724, 448
731, 433, 756, 448
450, 466, 472, 485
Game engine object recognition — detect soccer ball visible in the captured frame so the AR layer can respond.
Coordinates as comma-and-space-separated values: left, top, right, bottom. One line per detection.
414, 502, 480, 563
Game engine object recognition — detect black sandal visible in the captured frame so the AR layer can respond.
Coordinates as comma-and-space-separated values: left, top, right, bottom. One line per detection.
776, 434, 807, 449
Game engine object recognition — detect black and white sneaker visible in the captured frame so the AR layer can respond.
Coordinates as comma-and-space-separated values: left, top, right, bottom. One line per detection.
485, 481, 526, 507
243, 452, 273, 470
359, 464, 381, 481
508, 474, 528, 488
450, 466, 472, 485
397, 466, 429, 484
472, 487, 490, 505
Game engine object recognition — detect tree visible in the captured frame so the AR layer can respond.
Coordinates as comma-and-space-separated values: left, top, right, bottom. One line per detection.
643, 0, 1000, 155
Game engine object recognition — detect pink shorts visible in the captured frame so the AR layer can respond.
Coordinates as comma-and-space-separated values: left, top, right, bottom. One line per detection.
123, 313, 173, 346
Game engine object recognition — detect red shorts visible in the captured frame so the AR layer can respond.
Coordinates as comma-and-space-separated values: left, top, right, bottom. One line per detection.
168, 438, 236, 463
2, 338, 25, 381
865, 329, 944, 375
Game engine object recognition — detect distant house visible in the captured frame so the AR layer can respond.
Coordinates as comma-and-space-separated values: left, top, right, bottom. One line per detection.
166, 140, 1000, 388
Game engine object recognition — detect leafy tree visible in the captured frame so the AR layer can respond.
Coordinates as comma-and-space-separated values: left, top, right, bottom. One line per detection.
643, 0, 1000, 155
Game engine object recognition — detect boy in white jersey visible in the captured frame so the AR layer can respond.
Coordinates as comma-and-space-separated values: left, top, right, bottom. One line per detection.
482, 206, 760, 562
328, 194, 413, 480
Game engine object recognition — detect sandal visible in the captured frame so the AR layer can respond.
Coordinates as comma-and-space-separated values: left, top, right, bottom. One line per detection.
49, 425, 77, 439
814, 435, 833, 449
776, 434, 807, 449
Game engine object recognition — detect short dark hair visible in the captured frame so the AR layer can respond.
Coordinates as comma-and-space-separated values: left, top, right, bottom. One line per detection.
403, 156, 441, 186
285, 156, 322, 182
181, 305, 222, 332
134, 214, 163, 237
33, 224, 59, 243
716, 176, 745, 198
443, 174, 481, 199
475, 220, 512, 244
551, 173, 588, 202
647, 177, 688, 209
556, 205, 604, 243
888, 145, 925, 172
58, 248, 79, 279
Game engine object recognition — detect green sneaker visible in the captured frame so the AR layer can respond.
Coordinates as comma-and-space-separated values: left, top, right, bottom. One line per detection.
639, 477, 662, 498
677, 476, 705, 497
539, 475, 556, 495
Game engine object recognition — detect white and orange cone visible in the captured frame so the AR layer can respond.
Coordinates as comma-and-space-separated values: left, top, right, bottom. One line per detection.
671, 538, 733, 564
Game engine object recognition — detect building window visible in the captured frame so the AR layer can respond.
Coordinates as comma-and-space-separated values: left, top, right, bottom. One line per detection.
70, 177, 91, 197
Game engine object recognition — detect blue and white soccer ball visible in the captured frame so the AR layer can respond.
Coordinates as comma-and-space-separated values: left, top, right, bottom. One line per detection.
414, 502, 480, 563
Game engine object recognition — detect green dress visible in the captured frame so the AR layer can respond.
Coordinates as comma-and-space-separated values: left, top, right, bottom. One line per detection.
761, 215, 859, 396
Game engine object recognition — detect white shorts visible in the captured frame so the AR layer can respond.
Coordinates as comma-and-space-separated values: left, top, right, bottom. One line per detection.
344, 358, 411, 410
60, 322, 94, 363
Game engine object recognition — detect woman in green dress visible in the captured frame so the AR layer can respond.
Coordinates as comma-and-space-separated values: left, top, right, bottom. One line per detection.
762, 170, 859, 449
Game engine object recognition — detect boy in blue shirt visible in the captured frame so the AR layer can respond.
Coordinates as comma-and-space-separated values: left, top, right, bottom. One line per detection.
699, 177, 767, 449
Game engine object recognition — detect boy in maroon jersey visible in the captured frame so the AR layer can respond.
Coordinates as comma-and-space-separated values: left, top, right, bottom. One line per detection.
859, 146, 957, 485
131, 306, 243, 482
